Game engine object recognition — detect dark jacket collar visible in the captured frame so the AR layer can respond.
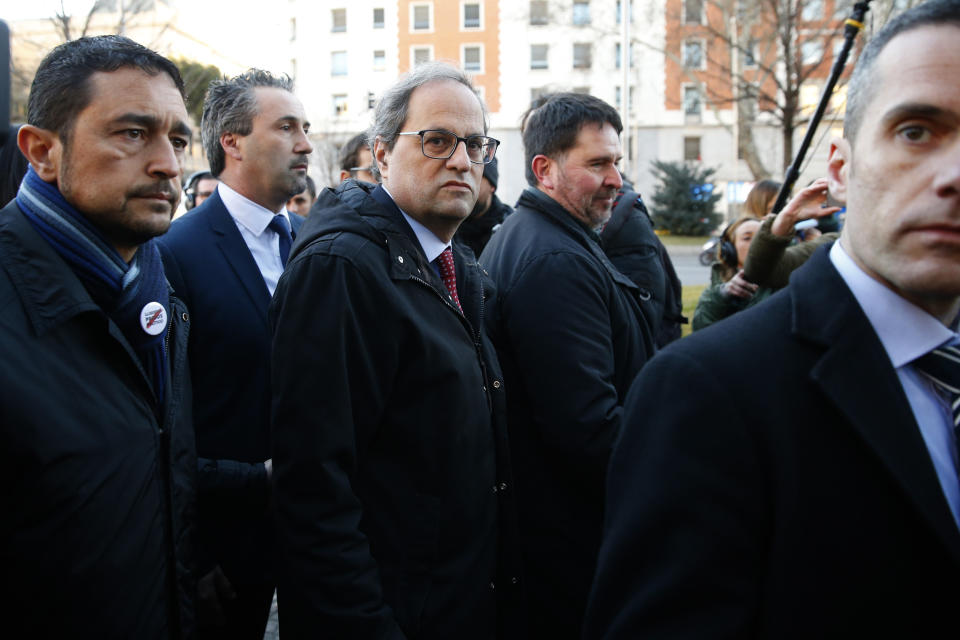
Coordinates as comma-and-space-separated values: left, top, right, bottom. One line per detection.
0, 200, 102, 336
791, 246, 960, 563
518, 187, 639, 292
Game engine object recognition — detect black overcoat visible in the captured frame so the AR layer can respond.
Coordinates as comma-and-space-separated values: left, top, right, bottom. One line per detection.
270, 182, 523, 639
585, 246, 960, 638
0, 200, 197, 637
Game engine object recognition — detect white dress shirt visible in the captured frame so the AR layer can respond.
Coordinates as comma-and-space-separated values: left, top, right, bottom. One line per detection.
830, 241, 960, 528
217, 182, 291, 296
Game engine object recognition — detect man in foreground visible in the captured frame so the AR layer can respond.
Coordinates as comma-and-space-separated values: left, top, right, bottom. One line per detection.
1, 35, 196, 636
585, 1, 960, 636
271, 62, 521, 639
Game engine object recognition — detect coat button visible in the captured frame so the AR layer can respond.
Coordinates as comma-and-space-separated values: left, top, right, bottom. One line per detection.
499, 482, 508, 491
511, 577, 519, 585
181, 312, 189, 321
492, 380, 501, 389
492, 484, 498, 493
489, 581, 496, 590
397, 256, 404, 264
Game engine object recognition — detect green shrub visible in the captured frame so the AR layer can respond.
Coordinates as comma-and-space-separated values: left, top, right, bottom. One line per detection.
649, 160, 723, 236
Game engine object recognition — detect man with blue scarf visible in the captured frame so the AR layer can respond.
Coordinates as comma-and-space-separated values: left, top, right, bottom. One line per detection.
0, 36, 197, 637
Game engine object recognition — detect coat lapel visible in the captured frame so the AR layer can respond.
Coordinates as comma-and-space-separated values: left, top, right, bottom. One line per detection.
793, 249, 960, 564
204, 192, 271, 321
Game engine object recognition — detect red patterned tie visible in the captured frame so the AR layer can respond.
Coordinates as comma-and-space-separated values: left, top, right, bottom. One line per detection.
435, 246, 462, 312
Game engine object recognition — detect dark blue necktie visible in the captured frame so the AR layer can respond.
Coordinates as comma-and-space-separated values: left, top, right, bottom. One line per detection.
269, 214, 293, 267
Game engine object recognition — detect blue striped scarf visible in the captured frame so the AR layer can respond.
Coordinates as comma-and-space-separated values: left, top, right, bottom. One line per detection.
16, 166, 169, 409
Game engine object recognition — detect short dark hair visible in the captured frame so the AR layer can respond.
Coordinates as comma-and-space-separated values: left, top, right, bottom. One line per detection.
520, 92, 622, 187
28, 35, 184, 147
338, 132, 371, 172
845, 0, 960, 144
202, 69, 294, 177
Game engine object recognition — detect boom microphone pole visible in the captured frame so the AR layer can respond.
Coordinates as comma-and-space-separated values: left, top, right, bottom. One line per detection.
771, 0, 872, 214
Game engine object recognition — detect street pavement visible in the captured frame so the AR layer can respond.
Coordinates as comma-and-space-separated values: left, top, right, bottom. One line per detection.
663, 243, 710, 287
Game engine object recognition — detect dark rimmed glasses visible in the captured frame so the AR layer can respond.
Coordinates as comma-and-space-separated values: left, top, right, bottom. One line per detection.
397, 129, 499, 165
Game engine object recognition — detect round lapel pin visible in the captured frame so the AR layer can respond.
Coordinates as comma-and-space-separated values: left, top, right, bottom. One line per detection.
140, 301, 167, 336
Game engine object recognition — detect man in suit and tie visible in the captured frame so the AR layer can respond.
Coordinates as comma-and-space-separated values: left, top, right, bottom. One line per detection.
584, 0, 960, 637
269, 62, 523, 639
158, 68, 312, 638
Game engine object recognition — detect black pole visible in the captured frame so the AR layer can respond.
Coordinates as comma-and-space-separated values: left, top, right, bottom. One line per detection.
770, 0, 872, 214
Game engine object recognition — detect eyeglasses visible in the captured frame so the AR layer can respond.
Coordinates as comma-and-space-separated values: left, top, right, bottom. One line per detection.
397, 129, 499, 165
349, 166, 375, 176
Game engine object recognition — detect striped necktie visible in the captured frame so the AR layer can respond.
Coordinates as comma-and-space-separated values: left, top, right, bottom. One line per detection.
913, 344, 960, 433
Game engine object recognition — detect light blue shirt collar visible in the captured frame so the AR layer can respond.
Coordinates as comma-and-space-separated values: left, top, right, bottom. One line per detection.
382, 185, 450, 262
829, 241, 957, 367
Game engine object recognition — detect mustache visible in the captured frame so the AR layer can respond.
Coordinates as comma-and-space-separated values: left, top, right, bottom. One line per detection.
290, 156, 310, 168
128, 181, 178, 201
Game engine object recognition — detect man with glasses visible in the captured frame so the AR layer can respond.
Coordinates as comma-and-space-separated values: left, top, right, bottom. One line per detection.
270, 62, 523, 639
479, 92, 654, 639
337, 131, 376, 185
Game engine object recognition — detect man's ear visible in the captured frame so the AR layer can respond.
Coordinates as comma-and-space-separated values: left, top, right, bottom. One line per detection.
827, 137, 850, 204
18, 125, 62, 183
373, 136, 389, 182
531, 154, 555, 190
220, 132, 243, 162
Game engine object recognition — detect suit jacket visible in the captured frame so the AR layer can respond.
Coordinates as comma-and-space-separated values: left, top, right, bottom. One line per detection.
584, 246, 960, 639
158, 189, 304, 585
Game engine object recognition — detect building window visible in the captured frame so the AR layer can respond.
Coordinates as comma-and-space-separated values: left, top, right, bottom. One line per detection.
684, 0, 703, 24
531, 44, 548, 69
463, 2, 481, 29
616, 0, 633, 24
373, 7, 385, 28
683, 85, 702, 116
331, 51, 348, 76
289, 17, 297, 41
573, 43, 592, 69
801, 40, 823, 65
615, 86, 622, 110
530, 0, 548, 25
412, 46, 433, 67
333, 94, 348, 117
614, 42, 633, 69
332, 8, 346, 32
573, 0, 590, 25
801, 0, 823, 21
412, 3, 432, 31
463, 45, 483, 73
373, 49, 386, 71
683, 40, 705, 69
684, 136, 701, 162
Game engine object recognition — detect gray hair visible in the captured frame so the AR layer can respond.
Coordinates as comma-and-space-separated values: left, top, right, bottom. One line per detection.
845, 0, 960, 145
201, 69, 294, 177
368, 61, 487, 180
